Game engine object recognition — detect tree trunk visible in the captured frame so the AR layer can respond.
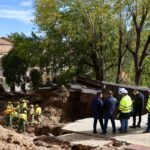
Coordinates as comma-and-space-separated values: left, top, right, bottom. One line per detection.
10, 82, 15, 92
135, 67, 142, 85
21, 84, 26, 93
91, 52, 104, 81
116, 28, 123, 83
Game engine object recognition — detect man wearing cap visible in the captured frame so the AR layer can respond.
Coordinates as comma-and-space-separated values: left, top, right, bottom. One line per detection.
130, 90, 144, 128
119, 88, 132, 133
91, 92, 104, 134
143, 90, 150, 133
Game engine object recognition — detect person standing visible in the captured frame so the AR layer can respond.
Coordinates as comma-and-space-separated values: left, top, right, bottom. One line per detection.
20, 100, 27, 112
7, 101, 13, 109
143, 90, 150, 133
130, 90, 144, 128
103, 91, 117, 134
35, 104, 42, 124
29, 104, 35, 125
119, 88, 132, 133
15, 102, 21, 114
5, 108, 13, 127
18, 110, 27, 133
91, 92, 104, 134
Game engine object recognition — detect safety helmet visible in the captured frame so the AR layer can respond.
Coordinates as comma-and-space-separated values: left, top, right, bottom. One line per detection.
8, 101, 11, 104
30, 104, 34, 108
22, 100, 26, 102
35, 104, 39, 107
119, 88, 128, 94
23, 110, 27, 114
17, 102, 20, 104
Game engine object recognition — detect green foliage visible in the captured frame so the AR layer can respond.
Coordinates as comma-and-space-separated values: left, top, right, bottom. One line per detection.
2, 51, 28, 87
2, 32, 45, 91
34, 0, 119, 81
8, 32, 45, 67
30, 69, 42, 89
3, 0, 149, 88
33, 0, 150, 86
54, 67, 77, 85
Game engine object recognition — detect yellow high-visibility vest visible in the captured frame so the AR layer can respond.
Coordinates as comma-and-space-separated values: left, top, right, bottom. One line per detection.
12, 111, 18, 117
29, 108, 35, 115
146, 96, 150, 112
16, 104, 20, 110
21, 102, 27, 109
19, 113, 27, 121
7, 104, 13, 109
35, 107, 42, 115
119, 95, 132, 113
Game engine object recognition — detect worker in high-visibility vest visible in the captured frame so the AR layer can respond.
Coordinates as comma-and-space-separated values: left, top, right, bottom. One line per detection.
118, 88, 132, 133
18, 110, 27, 133
143, 90, 150, 133
28, 104, 35, 124
20, 100, 27, 112
7, 101, 14, 109
15, 102, 21, 113
11, 109, 19, 126
4, 108, 14, 127
35, 104, 42, 124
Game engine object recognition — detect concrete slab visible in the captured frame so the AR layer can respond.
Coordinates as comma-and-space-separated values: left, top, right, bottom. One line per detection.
58, 133, 112, 147
62, 114, 150, 147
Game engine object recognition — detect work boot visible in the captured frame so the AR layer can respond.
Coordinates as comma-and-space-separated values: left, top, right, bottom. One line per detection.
143, 130, 150, 133
130, 125, 136, 128
118, 130, 124, 134
93, 131, 97, 134
136, 124, 141, 128
102, 131, 107, 135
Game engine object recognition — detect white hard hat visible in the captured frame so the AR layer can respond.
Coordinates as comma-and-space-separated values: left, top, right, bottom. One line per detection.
119, 88, 128, 94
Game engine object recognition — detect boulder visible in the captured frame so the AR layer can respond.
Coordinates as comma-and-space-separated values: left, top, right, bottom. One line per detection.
34, 125, 62, 136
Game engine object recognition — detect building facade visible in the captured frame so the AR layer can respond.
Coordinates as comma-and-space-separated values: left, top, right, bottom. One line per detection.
0, 38, 12, 83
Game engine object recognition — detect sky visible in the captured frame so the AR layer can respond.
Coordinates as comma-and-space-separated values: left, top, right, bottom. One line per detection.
0, 0, 35, 37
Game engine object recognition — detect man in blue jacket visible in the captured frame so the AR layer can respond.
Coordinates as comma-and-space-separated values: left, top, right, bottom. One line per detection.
130, 90, 144, 128
91, 92, 104, 134
103, 91, 117, 134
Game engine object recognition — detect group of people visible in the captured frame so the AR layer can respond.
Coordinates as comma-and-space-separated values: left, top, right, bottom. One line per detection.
91, 88, 150, 134
4, 99, 42, 133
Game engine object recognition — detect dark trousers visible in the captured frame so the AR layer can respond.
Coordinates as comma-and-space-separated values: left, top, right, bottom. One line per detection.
103, 115, 116, 133
18, 119, 26, 132
93, 117, 103, 133
146, 113, 150, 131
132, 108, 142, 126
120, 119, 128, 132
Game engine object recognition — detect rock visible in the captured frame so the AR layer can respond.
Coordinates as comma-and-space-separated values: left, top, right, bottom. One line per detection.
71, 144, 92, 150
34, 125, 62, 136
33, 135, 71, 149
0, 125, 47, 150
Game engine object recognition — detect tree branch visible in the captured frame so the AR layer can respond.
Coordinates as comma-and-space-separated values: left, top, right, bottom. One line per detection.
126, 43, 135, 56
139, 34, 150, 66
83, 60, 94, 67
105, 63, 117, 72
132, 13, 139, 31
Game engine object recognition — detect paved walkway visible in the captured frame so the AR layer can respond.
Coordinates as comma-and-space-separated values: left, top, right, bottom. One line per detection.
61, 114, 150, 148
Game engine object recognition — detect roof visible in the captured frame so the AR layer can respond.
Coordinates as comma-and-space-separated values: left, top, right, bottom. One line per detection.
0, 38, 12, 54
